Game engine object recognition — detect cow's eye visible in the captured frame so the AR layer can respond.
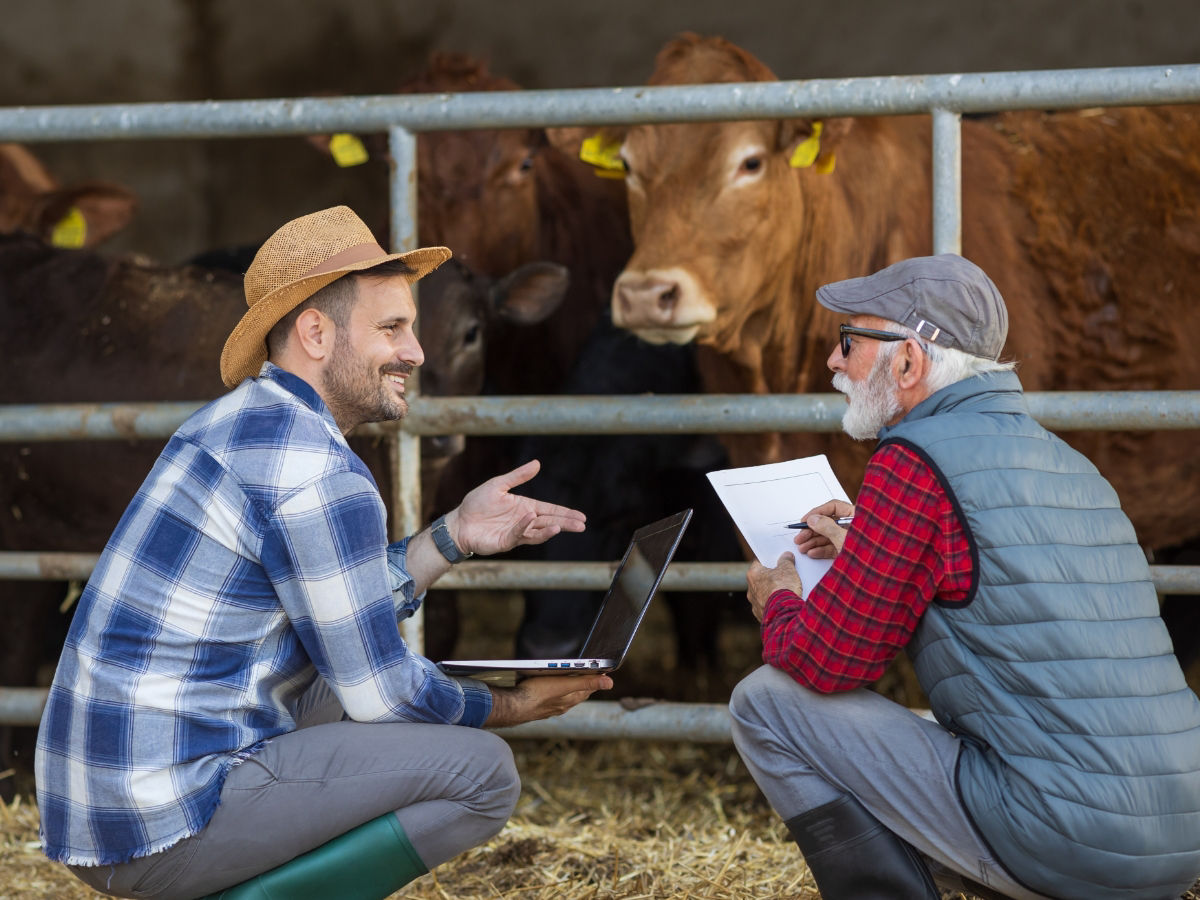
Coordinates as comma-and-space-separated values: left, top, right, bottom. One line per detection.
519, 155, 534, 172
740, 156, 763, 173
463, 323, 480, 346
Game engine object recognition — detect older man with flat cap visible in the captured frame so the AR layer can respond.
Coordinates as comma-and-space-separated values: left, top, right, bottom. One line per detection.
730, 254, 1200, 900
35, 206, 610, 900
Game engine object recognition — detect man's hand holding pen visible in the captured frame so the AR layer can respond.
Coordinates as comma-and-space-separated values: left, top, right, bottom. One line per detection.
745, 499, 855, 621
791, 499, 855, 558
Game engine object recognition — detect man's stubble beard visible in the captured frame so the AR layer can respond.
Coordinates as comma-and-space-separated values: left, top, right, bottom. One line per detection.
323, 329, 412, 431
832, 350, 902, 441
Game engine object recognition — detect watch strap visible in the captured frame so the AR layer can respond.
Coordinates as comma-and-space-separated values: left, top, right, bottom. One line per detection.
431, 515, 472, 564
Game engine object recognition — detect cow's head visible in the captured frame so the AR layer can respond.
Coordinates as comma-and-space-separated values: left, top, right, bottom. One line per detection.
403, 54, 544, 276
555, 35, 850, 354
415, 257, 568, 462
306, 55, 544, 275
0, 143, 137, 248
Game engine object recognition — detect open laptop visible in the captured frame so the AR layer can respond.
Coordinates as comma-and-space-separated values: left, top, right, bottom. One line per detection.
437, 509, 692, 682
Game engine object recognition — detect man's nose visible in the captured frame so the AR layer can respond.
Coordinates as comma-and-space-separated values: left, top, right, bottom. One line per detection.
405, 337, 425, 368
826, 343, 844, 373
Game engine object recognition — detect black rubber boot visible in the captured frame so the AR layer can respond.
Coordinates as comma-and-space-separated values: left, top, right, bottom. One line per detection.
784, 795, 940, 900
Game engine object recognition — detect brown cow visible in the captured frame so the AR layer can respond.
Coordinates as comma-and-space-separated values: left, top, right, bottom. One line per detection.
557, 33, 1200, 557
0, 143, 136, 247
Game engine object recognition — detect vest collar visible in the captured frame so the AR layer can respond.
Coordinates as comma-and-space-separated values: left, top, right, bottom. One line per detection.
878, 370, 1027, 440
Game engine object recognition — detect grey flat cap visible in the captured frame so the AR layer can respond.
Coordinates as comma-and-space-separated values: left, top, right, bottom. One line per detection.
815, 254, 1009, 360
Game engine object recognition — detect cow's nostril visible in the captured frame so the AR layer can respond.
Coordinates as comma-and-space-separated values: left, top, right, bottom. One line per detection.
658, 284, 679, 311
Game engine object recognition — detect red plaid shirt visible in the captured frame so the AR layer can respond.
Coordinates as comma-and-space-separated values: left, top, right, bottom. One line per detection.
761, 442, 973, 692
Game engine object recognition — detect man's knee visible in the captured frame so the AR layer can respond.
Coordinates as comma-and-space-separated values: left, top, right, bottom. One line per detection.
474, 732, 521, 826
731, 666, 814, 729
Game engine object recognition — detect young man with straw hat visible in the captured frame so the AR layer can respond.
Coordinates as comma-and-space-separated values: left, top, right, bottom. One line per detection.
35, 205, 611, 899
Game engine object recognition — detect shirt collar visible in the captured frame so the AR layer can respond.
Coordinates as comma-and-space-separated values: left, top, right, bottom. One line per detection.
256, 361, 342, 432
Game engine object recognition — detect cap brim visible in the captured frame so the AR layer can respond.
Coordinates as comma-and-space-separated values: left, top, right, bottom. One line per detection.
219, 245, 451, 388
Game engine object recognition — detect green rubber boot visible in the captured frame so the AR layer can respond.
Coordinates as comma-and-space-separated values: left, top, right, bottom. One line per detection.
202, 812, 427, 900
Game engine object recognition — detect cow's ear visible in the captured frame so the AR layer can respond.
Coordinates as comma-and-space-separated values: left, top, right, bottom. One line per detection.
547, 126, 629, 177
780, 117, 855, 173
37, 182, 138, 248
490, 261, 569, 325
305, 132, 382, 168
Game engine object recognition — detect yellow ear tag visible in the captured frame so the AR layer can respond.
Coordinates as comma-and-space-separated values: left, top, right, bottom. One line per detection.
788, 120, 824, 169
329, 133, 369, 167
50, 206, 87, 248
579, 133, 626, 178
815, 151, 837, 175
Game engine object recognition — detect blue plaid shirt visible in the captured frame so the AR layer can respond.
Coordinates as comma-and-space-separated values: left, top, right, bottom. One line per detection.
35, 364, 492, 866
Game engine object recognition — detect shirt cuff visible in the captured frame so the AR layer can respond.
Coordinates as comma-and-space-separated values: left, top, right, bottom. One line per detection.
453, 676, 493, 728
767, 588, 801, 610
386, 539, 422, 618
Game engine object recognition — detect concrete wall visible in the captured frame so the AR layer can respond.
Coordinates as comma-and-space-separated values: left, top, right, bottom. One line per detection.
1, 0, 1197, 261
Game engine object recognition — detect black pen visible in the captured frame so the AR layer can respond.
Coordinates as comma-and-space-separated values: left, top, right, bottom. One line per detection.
787, 516, 854, 529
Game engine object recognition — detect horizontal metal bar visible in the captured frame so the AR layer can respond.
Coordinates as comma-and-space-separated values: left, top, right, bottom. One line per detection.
399, 391, 1200, 434
0, 688, 49, 726
2, 553, 1198, 595
0, 690, 732, 739
1, 66, 1197, 143
494, 701, 733, 743
2, 391, 1198, 443
0, 402, 201, 441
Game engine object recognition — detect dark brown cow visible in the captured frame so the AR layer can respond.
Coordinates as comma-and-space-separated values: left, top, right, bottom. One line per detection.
312, 53, 633, 396
0, 143, 136, 247
557, 33, 1200, 557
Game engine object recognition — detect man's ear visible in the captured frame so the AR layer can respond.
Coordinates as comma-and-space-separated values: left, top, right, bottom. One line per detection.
895, 338, 927, 389
294, 307, 333, 362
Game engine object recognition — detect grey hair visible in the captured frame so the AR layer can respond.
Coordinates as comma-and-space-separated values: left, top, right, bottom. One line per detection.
875, 321, 1015, 394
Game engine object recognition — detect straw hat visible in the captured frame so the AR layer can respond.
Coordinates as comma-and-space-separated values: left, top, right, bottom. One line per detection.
220, 205, 451, 387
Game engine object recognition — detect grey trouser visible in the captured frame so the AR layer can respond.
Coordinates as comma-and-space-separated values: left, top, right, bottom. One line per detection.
730, 665, 1052, 900
69, 681, 520, 900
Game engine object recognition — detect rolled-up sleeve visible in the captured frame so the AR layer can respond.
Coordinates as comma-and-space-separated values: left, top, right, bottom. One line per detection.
265, 470, 492, 727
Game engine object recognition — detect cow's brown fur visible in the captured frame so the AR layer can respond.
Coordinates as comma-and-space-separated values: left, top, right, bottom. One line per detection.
592, 33, 1200, 551
399, 54, 632, 395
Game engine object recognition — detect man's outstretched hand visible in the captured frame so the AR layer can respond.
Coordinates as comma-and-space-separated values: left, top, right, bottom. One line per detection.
450, 459, 586, 556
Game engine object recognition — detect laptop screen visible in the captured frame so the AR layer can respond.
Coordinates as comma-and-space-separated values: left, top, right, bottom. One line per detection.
579, 511, 690, 660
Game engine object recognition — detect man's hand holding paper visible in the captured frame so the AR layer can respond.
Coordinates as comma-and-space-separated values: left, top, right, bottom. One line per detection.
706, 455, 852, 599
746, 552, 805, 622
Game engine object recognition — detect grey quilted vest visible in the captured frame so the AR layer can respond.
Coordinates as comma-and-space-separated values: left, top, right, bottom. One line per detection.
878, 371, 1200, 900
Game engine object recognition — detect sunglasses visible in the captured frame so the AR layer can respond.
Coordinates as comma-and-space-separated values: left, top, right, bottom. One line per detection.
839, 324, 907, 359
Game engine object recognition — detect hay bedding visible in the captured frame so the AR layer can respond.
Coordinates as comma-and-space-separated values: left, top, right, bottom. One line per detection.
5, 744, 1199, 899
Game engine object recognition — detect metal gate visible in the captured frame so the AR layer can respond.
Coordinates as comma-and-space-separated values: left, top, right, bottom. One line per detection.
2, 64, 1200, 740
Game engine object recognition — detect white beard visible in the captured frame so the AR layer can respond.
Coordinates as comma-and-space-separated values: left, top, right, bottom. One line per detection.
833, 352, 903, 441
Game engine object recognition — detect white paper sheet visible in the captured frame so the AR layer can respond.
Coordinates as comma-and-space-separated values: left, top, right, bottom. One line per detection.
706, 455, 851, 598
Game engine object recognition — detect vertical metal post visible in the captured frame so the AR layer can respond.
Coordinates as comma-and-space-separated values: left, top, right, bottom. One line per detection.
931, 108, 962, 255
389, 125, 424, 654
